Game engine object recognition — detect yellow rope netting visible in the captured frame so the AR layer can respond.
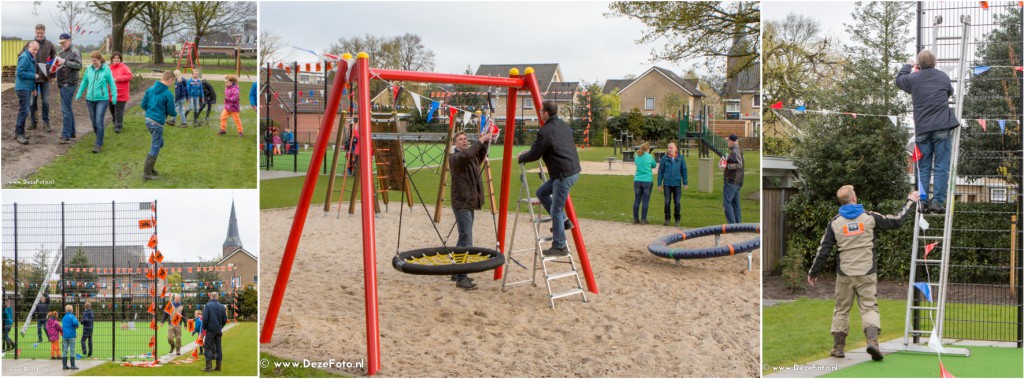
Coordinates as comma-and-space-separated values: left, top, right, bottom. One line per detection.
404, 252, 493, 266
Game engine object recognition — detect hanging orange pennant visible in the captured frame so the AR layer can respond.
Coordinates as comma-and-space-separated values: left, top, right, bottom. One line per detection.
164, 301, 174, 315
148, 252, 156, 265
148, 336, 156, 348
305, 63, 311, 72
172, 313, 182, 326
147, 234, 158, 248
139, 219, 153, 229
188, 267, 193, 273
157, 267, 168, 280
160, 285, 169, 298
147, 302, 155, 315
155, 250, 164, 263
146, 269, 155, 280
187, 319, 195, 333
151, 202, 156, 214
190, 349, 198, 359
326, 62, 332, 71
150, 288, 157, 297
149, 319, 157, 330
196, 335, 204, 347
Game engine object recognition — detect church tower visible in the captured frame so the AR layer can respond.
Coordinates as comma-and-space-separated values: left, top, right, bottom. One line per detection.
223, 200, 243, 257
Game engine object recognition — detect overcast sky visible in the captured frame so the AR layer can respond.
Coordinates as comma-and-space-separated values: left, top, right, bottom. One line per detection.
4, 190, 258, 263
260, 1, 716, 83
763, 1, 917, 57
1, 1, 108, 46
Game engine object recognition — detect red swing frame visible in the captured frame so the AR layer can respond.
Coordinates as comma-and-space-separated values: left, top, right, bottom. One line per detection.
260, 53, 598, 375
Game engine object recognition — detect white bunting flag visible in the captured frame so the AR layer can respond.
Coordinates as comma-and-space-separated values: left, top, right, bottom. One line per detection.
462, 110, 472, 126
411, 92, 422, 115
928, 325, 946, 353
918, 213, 930, 231
887, 116, 898, 126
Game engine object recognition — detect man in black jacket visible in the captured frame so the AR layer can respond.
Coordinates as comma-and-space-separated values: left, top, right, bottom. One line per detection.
896, 49, 959, 214
448, 129, 494, 290
518, 100, 582, 257
808, 185, 919, 361
36, 294, 50, 342
56, 33, 82, 144
28, 24, 57, 132
201, 292, 228, 372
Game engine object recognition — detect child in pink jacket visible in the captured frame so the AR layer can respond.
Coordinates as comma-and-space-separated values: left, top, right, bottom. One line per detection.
219, 75, 243, 136
108, 51, 133, 133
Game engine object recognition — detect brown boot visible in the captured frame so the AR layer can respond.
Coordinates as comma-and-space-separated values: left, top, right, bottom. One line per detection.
865, 326, 883, 361
831, 332, 846, 358
203, 359, 213, 372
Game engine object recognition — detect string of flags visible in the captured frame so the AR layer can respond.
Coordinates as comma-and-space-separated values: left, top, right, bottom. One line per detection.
979, 1, 1024, 9
62, 266, 236, 274
769, 101, 1020, 133
972, 65, 1024, 75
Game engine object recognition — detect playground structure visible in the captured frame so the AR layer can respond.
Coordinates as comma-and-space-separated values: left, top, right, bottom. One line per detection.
261, 53, 602, 375
175, 42, 200, 73
1, 201, 240, 362
647, 224, 761, 269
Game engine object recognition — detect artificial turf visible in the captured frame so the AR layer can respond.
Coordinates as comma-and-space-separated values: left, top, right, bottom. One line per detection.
5, 320, 198, 361
820, 346, 1023, 378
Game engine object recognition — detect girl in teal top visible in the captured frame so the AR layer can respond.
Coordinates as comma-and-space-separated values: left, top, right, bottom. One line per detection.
75, 50, 117, 153
633, 143, 657, 224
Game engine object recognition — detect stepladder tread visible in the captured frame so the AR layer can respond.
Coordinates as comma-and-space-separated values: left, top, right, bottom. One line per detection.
546, 271, 578, 281
550, 288, 585, 299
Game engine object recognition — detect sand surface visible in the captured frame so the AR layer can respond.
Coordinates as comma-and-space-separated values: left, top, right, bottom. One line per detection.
260, 203, 761, 377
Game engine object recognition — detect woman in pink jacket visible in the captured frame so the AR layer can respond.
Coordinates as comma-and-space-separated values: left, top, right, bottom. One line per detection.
219, 75, 243, 136
107, 51, 133, 133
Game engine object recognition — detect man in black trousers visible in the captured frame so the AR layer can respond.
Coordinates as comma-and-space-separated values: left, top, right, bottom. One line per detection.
201, 291, 227, 372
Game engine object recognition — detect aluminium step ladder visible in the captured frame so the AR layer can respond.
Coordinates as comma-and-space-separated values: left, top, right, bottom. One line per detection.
892, 14, 972, 357
501, 162, 587, 308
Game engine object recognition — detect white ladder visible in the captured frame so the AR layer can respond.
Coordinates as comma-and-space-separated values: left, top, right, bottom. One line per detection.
501, 162, 587, 308
895, 14, 971, 357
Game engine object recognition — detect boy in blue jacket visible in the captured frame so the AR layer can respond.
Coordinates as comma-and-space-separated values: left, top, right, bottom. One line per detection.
173, 70, 188, 127
60, 305, 80, 370
184, 69, 205, 125
79, 302, 93, 357
658, 142, 688, 226
140, 71, 178, 181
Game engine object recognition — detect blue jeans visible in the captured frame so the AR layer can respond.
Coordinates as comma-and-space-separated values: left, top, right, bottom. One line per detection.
62, 337, 76, 363
536, 173, 579, 249
723, 182, 742, 224
30, 83, 49, 124
3, 325, 13, 350
664, 185, 682, 222
60, 85, 76, 139
633, 181, 653, 221
85, 100, 109, 147
16, 90, 31, 136
916, 129, 952, 205
189, 97, 201, 121
80, 332, 92, 356
174, 98, 186, 124
145, 118, 165, 156
453, 208, 474, 281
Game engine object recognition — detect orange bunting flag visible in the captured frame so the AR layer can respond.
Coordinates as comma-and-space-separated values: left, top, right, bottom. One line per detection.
172, 313, 182, 326
191, 349, 199, 359
770, 101, 783, 109
148, 252, 156, 265
305, 63, 311, 72
148, 336, 156, 348
924, 242, 939, 259
147, 302, 156, 315
188, 267, 193, 273
147, 234, 158, 248
146, 269, 155, 280
151, 202, 156, 213
940, 361, 955, 378
979, 1, 989, 9
315, 63, 321, 72
138, 219, 153, 229
197, 336, 204, 347
155, 250, 164, 263
157, 267, 168, 280
285, 66, 291, 74
149, 288, 157, 297
187, 319, 196, 333
149, 319, 157, 330
326, 62, 332, 71
160, 284, 169, 298
164, 301, 175, 315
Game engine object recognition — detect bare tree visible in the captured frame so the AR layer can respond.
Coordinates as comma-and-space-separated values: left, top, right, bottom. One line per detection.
329, 33, 434, 72
49, 1, 95, 38
181, 1, 256, 66
329, 34, 388, 68
392, 33, 435, 72
136, 2, 185, 64
258, 31, 284, 66
92, 1, 146, 53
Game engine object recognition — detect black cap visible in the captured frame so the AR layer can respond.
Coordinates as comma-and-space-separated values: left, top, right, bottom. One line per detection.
728, 134, 739, 141
59, 33, 71, 41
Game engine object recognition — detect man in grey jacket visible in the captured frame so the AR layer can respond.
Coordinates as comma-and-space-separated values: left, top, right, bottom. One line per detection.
56, 33, 82, 144
896, 49, 960, 214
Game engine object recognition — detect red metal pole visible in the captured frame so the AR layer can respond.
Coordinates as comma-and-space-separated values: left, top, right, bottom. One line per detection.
370, 68, 525, 88
494, 68, 520, 280
522, 69, 598, 294
261, 59, 350, 343
355, 54, 382, 376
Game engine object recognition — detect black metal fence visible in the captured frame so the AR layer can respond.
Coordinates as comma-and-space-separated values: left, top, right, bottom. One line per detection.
1, 201, 240, 361
911, 1, 1023, 346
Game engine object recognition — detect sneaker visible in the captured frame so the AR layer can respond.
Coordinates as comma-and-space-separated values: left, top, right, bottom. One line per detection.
28, 122, 37, 130
114, 126, 121, 133
640, 219, 649, 225
542, 246, 570, 257
16, 134, 29, 145
919, 199, 930, 213
633, 219, 640, 225
92, 145, 101, 154
58, 137, 69, 144
663, 220, 669, 226
44, 122, 52, 132
449, 275, 473, 283
674, 221, 680, 227
218, 130, 226, 135
928, 201, 946, 215
455, 277, 477, 290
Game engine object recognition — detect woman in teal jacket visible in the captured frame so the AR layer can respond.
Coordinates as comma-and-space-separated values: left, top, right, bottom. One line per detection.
75, 51, 117, 154
632, 143, 657, 224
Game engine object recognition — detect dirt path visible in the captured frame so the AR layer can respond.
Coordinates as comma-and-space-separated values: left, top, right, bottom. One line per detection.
1, 83, 100, 185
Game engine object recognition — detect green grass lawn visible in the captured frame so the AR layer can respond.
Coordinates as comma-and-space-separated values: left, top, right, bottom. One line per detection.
820, 345, 1022, 378
260, 147, 759, 227
7, 321, 197, 360
12, 79, 257, 189
74, 322, 256, 376
764, 298, 1022, 375
259, 352, 348, 378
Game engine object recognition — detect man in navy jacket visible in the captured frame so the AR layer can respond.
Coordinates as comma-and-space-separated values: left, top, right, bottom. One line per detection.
201, 292, 228, 372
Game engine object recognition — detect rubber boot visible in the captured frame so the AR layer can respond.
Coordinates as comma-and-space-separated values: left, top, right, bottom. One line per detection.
62, 357, 68, 369
143, 155, 159, 181
203, 359, 213, 372
70, 357, 78, 370
214, 360, 221, 371
865, 326, 883, 361
830, 332, 846, 358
